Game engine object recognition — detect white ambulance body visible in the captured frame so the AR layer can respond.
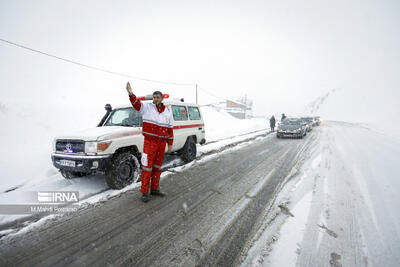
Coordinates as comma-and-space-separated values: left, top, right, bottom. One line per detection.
51, 100, 206, 189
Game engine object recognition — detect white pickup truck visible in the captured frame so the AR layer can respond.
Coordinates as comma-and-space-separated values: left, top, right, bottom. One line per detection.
51, 100, 206, 189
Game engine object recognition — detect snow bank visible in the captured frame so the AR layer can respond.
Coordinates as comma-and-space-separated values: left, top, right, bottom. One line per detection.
201, 106, 266, 141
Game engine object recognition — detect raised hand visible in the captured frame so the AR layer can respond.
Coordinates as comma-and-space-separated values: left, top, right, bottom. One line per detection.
126, 82, 133, 95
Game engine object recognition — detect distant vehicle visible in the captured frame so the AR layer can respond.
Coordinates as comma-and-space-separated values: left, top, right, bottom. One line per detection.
300, 117, 315, 131
51, 100, 206, 189
313, 116, 322, 126
276, 118, 307, 138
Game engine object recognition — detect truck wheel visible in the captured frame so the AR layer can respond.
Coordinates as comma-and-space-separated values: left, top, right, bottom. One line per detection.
105, 151, 141, 189
180, 137, 197, 163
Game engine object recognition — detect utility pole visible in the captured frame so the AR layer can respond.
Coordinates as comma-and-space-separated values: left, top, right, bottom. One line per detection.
196, 84, 198, 104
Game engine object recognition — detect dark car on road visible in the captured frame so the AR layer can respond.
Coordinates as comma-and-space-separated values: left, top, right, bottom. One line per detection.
277, 118, 307, 138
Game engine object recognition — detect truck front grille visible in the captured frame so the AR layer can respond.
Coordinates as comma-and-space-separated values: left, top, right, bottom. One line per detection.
56, 140, 85, 153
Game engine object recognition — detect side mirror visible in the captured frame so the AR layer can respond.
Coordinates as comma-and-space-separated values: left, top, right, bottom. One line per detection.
104, 103, 112, 112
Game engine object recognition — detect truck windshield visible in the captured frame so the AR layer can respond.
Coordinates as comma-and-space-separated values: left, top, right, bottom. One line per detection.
104, 108, 143, 127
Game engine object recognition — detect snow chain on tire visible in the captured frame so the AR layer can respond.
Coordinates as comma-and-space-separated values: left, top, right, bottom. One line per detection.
180, 137, 197, 163
105, 151, 141, 189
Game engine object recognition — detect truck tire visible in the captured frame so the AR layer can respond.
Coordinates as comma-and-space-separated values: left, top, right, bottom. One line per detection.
105, 151, 141, 189
180, 137, 197, 163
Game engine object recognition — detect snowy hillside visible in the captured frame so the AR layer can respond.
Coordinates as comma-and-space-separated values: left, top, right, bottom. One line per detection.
302, 88, 399, 139
304, 88, 338, 115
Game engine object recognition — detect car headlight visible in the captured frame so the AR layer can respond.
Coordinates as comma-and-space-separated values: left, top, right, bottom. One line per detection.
85, 142, 97, 153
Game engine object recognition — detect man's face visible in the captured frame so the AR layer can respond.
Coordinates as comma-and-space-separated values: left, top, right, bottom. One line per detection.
152, 94, 162, 105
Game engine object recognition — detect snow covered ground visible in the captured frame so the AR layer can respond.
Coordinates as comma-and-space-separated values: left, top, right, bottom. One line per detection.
201, 106, 266, 141
2, 118, 400, 266
242, 121, 400, 266
0, 103, 267, 227
3, 96, 399, 266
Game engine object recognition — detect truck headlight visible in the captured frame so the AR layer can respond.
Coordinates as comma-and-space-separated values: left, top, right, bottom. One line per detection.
85, 142, 97, 153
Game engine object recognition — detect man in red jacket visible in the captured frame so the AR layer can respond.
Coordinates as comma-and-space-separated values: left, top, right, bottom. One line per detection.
126, 82, 173, 203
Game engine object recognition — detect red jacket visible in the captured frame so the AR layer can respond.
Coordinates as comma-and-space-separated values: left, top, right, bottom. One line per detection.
129, 94, 174, 146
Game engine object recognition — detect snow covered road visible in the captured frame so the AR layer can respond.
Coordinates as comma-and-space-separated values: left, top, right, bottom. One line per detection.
242, 121, 400, 267
0, 124, 317, 266
1, 122, 398, 267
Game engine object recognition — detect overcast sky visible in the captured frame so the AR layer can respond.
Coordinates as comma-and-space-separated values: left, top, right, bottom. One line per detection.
0, 0, 399, 122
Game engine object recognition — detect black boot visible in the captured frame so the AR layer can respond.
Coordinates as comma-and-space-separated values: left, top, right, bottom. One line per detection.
150, 189, 166, 197
141, 193, 150, 203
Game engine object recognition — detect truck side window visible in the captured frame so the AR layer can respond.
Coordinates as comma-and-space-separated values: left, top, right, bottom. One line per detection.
172, 105, 188, 121
188, 106, 201, 120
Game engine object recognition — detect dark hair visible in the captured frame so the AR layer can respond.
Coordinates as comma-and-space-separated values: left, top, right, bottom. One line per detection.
153, 91, 163, 97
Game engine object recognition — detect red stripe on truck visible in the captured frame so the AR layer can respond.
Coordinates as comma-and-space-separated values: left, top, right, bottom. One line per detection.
173, 124, 204, 130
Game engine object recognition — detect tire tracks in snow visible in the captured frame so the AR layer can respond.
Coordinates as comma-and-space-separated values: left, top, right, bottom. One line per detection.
0, 130, 318, 267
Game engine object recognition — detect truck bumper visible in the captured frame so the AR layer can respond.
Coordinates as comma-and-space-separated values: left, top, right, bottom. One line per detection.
51, 153, 113, 173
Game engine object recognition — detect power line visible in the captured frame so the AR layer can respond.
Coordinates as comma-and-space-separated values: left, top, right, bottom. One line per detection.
197, 86, 252, 109
197, 86, 225, 101
0, 37, 251, 107
0, 37, 196, 86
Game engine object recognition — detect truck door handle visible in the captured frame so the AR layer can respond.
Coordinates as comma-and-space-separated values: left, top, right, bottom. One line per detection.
198, 127, 203, 130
